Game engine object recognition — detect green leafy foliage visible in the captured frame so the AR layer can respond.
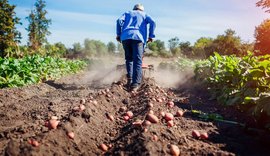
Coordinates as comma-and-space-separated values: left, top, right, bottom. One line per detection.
194, 52, 270, 127
0, 55, 86, 88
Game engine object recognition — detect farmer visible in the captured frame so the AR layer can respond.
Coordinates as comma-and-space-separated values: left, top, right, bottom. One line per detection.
116, 4, 156, 91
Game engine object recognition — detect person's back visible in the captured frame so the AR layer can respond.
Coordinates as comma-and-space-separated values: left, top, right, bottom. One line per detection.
119, 10, 147, 43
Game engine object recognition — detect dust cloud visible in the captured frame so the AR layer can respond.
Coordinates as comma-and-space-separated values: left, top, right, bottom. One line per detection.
75, 57, 194, 89
77, 57, 125, 88
143, 57, 194, 88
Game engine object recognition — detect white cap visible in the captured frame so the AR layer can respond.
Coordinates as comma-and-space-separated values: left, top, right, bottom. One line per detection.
133, 4, 144, 11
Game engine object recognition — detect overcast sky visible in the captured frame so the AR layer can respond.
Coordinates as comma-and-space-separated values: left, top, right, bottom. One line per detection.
10, 0, 269, 47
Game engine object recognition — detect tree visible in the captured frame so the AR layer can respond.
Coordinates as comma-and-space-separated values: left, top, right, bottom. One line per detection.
168, 37, 180, 56
193, 37, 213, 58
26, 0, 51, 51
84, 39, 107, 56
257, 0, 270, 12
211, 29, 242, 56
107, 41, 116, 54
179, 41, 193, 57
73, 42, 82, 53
254, 19, 270, 55
0, 0, 21, 57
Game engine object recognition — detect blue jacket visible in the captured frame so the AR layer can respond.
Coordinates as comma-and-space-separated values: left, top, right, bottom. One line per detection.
116, 10, 156, 44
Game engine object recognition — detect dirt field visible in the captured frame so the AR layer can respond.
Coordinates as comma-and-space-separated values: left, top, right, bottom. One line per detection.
0, 59, 270, 156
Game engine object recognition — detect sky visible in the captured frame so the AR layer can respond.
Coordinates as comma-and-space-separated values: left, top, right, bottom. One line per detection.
9, 0, 269, 47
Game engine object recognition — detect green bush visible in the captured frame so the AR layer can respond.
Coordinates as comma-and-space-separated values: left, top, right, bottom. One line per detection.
0, 55, 87, 88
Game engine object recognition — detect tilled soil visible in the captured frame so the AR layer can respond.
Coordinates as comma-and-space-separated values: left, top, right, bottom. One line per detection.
0, 71, 270, 156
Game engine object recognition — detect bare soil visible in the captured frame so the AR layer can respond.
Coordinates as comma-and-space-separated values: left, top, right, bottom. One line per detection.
0, 67, 270, 156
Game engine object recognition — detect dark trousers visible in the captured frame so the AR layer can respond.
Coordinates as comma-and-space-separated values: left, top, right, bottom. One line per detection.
122, 39, 144, 86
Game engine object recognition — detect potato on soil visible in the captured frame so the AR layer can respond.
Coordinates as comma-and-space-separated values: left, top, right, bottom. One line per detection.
123, 115, 130, 121
167, 101, 174, 108
67, 132, 75, 139
28, 139, 39, 147
146, 114, 159, 123
80, 99, 86, 104
170, 144, 180, 156
106, 113, 114, 121
200, 132, 208, 139
148, 102, 154, 108
167, 120, 174, 127
149, 110, 154, 114
192, 130, 201, 138
92, 100, 98, 105
132, 120, 143, 127
79, 104, 86, 111
164, 113, 174, 121
160, 111, 165, 117
152, 135, 158, 141
100, 143, 108, 151
48, 119, 59, 129
126, 111, 133, 118
143, 120, 152, 126
175, 110, 184, 117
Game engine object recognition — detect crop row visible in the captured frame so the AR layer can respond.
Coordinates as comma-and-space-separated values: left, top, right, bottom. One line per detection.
0, 55, 87, 88
194, 52, 270, 128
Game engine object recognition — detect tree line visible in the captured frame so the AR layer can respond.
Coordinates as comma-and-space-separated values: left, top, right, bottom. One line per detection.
0, 0, 270, 58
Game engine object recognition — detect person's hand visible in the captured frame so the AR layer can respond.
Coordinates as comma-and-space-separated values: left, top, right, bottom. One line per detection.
116, 36, 121, 42
147, 38, 153, 43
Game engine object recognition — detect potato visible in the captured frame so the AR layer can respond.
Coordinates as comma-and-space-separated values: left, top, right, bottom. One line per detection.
160, 111, 165, 117
67, 132, 75, 139
92, 100, 98, 105
148, 103, 154, 108
152, 135, 158, 141
123, 115, 130, 121
100, 143, 108, 151
79, 104, 86, 111
200, 132, 208, 139
192, 130, 201, 138
49, 119, 59, 129
51, 116, 58, 120
175, 110, 184, 117
143, 120, 152, 126
164, 113, 174, 121
132, 120, 143, 127
149, 110, 154, 114
32, 140, 39, 147
146, 114, 159, 123
167, 120, 174, 127
80, 99, 86, 104
126, 111, 133, 118
167, 101, 174, 108
106, 113, 114, 121
170, 144, 180, 156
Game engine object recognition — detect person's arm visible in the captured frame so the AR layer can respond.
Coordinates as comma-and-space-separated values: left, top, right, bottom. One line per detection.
146, 14, 156, 42
116, 13, 126, 42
